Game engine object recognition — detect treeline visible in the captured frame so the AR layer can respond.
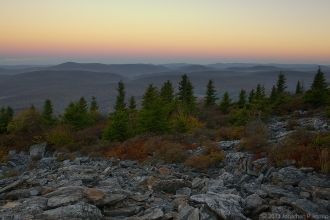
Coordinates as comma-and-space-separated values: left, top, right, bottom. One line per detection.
0, 68, 329, 143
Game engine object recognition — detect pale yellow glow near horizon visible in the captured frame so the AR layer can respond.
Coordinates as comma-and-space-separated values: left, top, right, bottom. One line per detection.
1, 0, 330, 64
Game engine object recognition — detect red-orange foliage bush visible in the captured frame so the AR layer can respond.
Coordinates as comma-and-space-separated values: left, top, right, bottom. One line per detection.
104, 136, 188, 163
270, 130, 330, 173
185, 144, 225, 170
216, 126, 244, 140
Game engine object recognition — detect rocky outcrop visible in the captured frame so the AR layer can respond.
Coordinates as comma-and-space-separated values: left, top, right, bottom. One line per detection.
0, 133, 329, 219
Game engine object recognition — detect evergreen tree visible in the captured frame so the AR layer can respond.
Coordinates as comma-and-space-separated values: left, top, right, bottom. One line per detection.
103, 110, 130, 141
220, 92, 231, 114
114, 81, 126, 111
0, 106, 14, 134
90, 96, 99, 112
129, 96, 137, 110
89, 96, 101, 122
305, 67, 329, 107
78, 97, 88, 113
238, 89, 247, 108
204, 80, 217, 106
248, 89, 255, 104
270, 85, 277, 102
160, 80, 174, 103
311, 67, 328, 91
6, 107, 13, 121
42, 99, 55, 125
103, 82, 131, 141
295, 81, 303, 95
142, 85, 159, 109
255, 84, 265, 100
276, 72, 287, 94
63, 99, 91, 129
177, 74, 196, 112
138, 84, 169, 133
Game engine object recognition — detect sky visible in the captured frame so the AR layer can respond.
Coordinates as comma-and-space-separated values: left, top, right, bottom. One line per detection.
1, 0, 330, 65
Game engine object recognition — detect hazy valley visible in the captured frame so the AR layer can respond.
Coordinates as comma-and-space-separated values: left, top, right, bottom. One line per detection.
1, 62, 329, 113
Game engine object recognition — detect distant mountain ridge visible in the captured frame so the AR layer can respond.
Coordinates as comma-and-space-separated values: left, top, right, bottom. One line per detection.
0, 62, 329, 113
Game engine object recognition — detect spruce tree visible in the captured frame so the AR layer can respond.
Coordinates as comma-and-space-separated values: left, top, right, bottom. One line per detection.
89, 96, 101, 122
103, 82, 131, 141
311, 67, 327, 91
295, 81, 303, 95
6, 107, 13, 121
129, 96, 137, 110
90, 96, 99, 112
305, 67, 329, 107
114, 81, 126, 111
238, 89, 247, 108
255, 84, 265, 100
248, 89, 255, 104
177, 74, 196, 112
220, 92, 231, 114
103, 110, 130, 141
160, 80, 174, 103
276, 72, 287, 94
63, 99, 91, 129
42, 99, 55, 125
78, 97, 88, 113
204, 80, 217, 106
270, 85, 277, 102
138, 84, 169, 133
0, 106, 14, 134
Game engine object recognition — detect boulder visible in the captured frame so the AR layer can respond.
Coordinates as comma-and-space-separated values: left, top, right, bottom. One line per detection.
261, 184, 295, 199
103, 206, 142, 217
190, 192, 246, 220
176, 187, 192, 197
218, 171, 234, 186
178, 204, 199, 220
245, 194, 264, 210
84, 188, 105, 203
96, 193, 127, 206
140, 207, 165, 220
44, 186, 85, 208
191, 177, 208, 189
29, 143, 47, 160
153, 179, 191, 194
280, 197, 329, 216
272, 167, 305, 186
40, 202, 102, 220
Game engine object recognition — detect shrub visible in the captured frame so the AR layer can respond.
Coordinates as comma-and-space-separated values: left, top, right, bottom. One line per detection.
0, 147, 8, 163
104, 136, 150, 162
287, 118, 299, 130
171, 113, 204, 133
185, 144, 225, 170
229, 108, 250, 126
326, 106, 330, 118
269, 130, 330, 173
197, 105, 229, 129
75, 121, 105, 146
320, 148, 329, 174
240, 120, 269, 152
216, 126, 244, 140
46, 125, 74, 146
104, 136, 188, 163
144, 137, 187, 163
7, 107, 43, 134
0, 133, 40, 152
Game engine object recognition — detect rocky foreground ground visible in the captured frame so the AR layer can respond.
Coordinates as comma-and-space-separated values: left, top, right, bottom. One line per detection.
0, 116, 329, 220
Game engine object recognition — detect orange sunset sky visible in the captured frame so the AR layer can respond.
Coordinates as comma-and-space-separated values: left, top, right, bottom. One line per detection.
1, 0, 330, 64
